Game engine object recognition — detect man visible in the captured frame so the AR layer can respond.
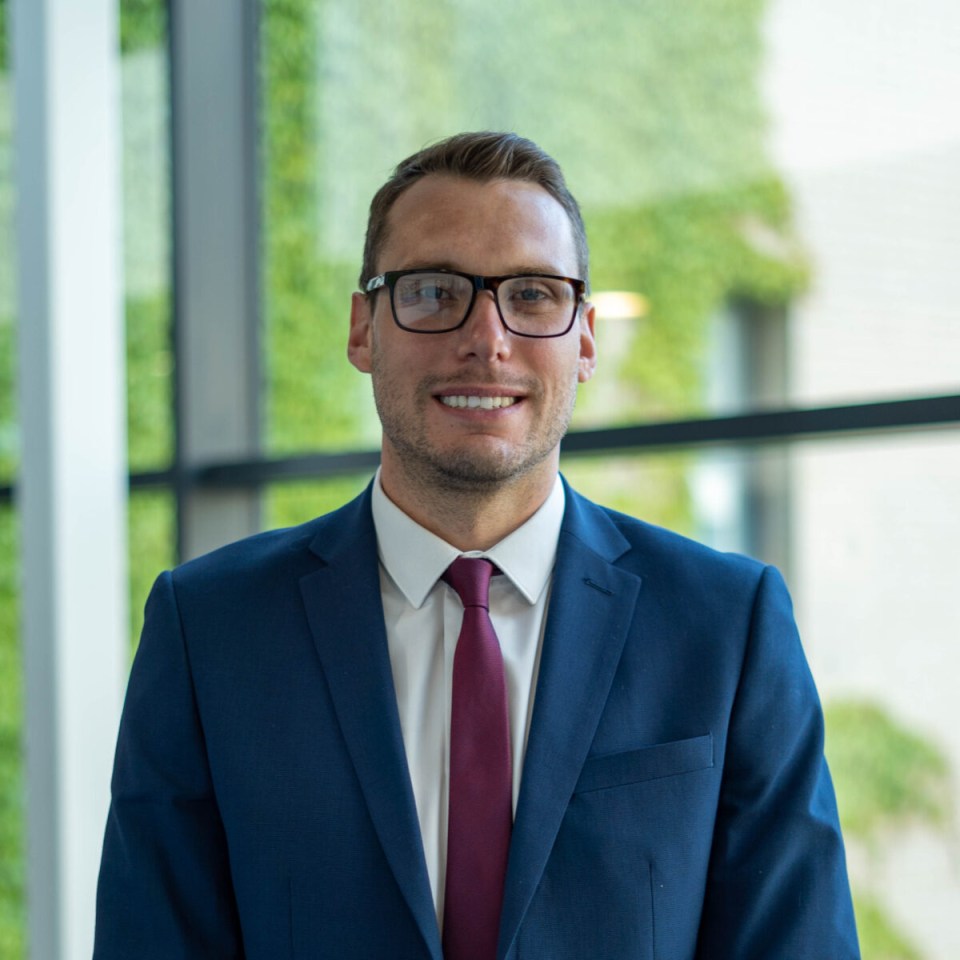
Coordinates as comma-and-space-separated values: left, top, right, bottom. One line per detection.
95, 132, 860, 959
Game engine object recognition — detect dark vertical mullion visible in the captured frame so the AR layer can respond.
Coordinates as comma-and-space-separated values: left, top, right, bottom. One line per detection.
166, 0, 186, 564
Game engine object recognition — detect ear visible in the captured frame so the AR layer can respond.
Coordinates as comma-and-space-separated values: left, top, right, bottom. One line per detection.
577, 301, 597, 383
348, 292, 374, 373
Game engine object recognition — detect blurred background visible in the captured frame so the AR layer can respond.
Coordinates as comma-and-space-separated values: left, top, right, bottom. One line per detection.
1, 0, 958, 957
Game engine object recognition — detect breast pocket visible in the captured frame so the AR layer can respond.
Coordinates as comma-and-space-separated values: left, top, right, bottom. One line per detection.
574, 732, 714, 794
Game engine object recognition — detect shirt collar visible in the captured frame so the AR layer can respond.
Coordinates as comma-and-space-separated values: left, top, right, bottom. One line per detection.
371, 469, 565, 608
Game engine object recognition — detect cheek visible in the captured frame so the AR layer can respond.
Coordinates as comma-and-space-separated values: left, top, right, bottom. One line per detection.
371, 340, 428, 401
550, 349, 587, 391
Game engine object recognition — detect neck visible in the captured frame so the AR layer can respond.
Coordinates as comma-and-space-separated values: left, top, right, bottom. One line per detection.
378, 455, 558, 552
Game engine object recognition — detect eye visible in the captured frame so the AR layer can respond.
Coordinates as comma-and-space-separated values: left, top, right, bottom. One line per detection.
419, 283, 453, 302
504, 277, 567, 312
396, 279, 450, 306
515, 284, 549, 302
395, 273, 468, 308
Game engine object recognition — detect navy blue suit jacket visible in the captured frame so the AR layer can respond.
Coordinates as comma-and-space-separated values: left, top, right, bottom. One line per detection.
95, 482, 859, 958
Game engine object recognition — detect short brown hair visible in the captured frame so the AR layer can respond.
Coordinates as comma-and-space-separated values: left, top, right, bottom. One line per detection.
359, 131, 589, 291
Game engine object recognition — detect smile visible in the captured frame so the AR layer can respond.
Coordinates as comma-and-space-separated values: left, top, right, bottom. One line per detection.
439, 395, 518, 410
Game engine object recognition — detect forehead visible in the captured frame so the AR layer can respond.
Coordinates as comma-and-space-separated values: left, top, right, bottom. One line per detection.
380, 175, 578, 276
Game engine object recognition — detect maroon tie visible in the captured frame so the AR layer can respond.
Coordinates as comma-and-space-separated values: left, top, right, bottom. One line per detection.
442, 557, 512, 960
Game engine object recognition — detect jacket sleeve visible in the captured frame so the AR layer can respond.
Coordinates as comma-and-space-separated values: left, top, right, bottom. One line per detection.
94, 570, 245, 959
695, 566, 860, 958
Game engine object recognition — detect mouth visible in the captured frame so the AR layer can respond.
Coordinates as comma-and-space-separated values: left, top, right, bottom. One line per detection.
438, 394, 519, 410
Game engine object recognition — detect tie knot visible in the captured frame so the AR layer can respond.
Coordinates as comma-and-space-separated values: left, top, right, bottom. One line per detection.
442, 556, 495, 610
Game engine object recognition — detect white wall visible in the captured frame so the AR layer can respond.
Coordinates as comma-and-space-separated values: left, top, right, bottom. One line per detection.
763, 2, 960, 956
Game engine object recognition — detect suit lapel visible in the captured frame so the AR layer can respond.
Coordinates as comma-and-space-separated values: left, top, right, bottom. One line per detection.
298, 489, 442, 960
498, 489, 643, 958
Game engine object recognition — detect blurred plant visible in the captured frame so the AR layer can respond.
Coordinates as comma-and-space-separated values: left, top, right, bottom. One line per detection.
825, 699, 954, 959
853, 893, 923, 960
119, 0, 165, 54
0, 506, 22, 958
826, 700, 951, 842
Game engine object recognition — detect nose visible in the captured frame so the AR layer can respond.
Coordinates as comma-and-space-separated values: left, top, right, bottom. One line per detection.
456, 290, 512, 362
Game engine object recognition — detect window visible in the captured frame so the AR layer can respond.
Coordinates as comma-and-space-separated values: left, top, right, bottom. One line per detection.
2, 1, 957, 955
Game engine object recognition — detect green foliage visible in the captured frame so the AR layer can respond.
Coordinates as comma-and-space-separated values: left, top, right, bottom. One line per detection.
583, 178, 807, 424
259, 0, 809, 547
128, 491, 175, 648
854, 893, 923, 960
126, 293, 173, 471
0, 321, 14, 482
0, 0, 165, 62
0, 9, 18, 950
260, 0, 796, 532
0, 1, 172, 947
262, 3, 379, 455
267, 475, 373, 529
120, 0, 166, 55
825, 700, 951, 842
826, 700, 953, 959
561, 453, 696, 537
0, 506, 22, 959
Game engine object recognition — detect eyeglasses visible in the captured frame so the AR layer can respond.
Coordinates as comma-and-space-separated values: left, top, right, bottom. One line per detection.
365, 269, 586, 338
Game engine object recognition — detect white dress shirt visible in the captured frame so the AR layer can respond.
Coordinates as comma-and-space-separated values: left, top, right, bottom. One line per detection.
370, 470, 565, 923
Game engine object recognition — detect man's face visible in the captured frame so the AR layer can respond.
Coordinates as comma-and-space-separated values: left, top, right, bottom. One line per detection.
348, 174, 596, 498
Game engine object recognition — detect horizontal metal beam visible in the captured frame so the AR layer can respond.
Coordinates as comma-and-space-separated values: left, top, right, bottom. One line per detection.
1, 467, 174, 502
131, 468, 177, 489
1, 393, 957, 503
561, 392, 960, 457
154, 392, 960, 488
193, 448, 382, 487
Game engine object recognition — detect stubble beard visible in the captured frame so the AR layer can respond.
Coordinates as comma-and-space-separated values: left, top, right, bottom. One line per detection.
370, 353, 578, 498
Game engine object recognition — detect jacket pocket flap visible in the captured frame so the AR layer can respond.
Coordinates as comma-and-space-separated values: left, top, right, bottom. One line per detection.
575, 733, 714, 793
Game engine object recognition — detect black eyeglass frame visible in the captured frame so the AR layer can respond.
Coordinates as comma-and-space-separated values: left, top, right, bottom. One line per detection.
364, 268, 587, 338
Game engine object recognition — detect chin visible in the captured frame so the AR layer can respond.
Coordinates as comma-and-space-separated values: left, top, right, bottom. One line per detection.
427, 445, 548, 491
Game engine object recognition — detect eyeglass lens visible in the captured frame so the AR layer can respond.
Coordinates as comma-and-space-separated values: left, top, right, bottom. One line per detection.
392, 272, 577, 335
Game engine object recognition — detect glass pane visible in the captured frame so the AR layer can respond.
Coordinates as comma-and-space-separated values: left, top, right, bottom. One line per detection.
263, 0, 960, 451
255, 5, 957, 955
0, 502, 23, 960
791, 432, 959, 960
122, 0, 173, 472
127, 489, 176, 648
0, 3, 175, 954
261, 0, 811, 455
565, 428, 960, 959
261, 2, 959, 454
0, 0, 13, 487
0, 5, 22, 953
765, 3, 960, 407
265, 474, 372, 530
0, 3, 170, 482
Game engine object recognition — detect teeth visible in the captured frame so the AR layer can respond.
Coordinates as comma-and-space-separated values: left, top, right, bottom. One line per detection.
440, 395, 517, 409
